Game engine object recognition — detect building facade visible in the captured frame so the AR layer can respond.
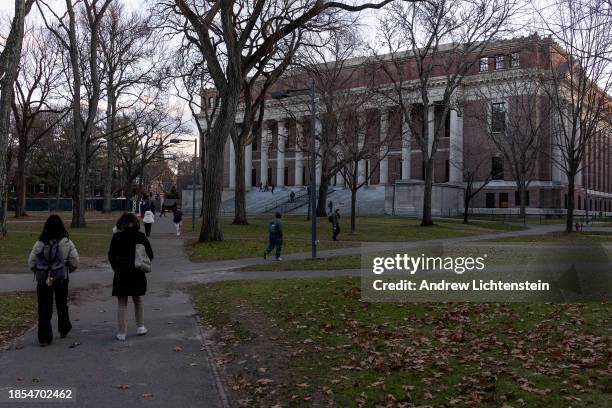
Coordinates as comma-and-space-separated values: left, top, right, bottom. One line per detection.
199, 35, 612, 215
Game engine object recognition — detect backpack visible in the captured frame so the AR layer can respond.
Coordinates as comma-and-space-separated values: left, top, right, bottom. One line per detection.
328, 215, 333, 223
34, 240, 67, 285
173, 210, 183, 223
268, 220, 280, 236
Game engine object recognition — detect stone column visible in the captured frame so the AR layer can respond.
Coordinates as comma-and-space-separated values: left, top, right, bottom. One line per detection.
260, 125, 269, 185
295, 121, 304, 186
401, 109, 411, 180
449, 109, 463, 183
379, 109, 389, 185
245, 142, 252, 191
229, 138, 236, 189
357, 112, 366, 185
277, 120, 286, 187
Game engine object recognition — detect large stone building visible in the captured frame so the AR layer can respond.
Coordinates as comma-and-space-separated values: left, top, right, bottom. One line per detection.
200, 35, 612, 216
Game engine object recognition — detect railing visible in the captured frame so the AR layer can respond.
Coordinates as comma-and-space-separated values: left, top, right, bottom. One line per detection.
264, 187, 330, 214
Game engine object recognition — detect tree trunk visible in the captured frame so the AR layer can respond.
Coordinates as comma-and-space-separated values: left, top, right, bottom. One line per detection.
199, 90, 238, 242
350, 187, 357, 233
0, 0, 29, 236
103, 92, 116, 213
517, 180, 526, 217
15, 138, 27, 217
421, 158, 434, 226
463, 185, 471, 224
233, 140, 248, 224
565, 172, 575, 233
56, 178, 62, 211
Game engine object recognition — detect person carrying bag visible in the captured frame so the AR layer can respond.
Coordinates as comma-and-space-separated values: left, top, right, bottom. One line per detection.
108, 213, 154, 341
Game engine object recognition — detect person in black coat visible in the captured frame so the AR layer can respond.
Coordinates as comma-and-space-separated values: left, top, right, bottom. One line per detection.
108, 213, 154, 341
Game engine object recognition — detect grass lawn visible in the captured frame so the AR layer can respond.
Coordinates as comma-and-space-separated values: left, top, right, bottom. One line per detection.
238, 254, 362, 272
187, 215, 524, 262
192, 278, 610, 407
484, 231, 612, 243
1, 218, 116, 267
0, 292, 36, 348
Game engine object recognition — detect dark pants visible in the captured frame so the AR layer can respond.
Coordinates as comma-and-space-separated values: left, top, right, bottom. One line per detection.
332, 223, 340, 241
265, 236, 282, 259
145, 223, 152, 237
37, 279, 71, 344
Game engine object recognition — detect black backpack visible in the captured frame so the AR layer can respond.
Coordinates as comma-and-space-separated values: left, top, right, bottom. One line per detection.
34, 240, 67, 285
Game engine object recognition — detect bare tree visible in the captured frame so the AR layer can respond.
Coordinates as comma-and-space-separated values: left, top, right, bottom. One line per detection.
376, 0, 517, 226
157, 0, 408, 242
99, 2, 158, 213
471, 70, 548, 216
11, 27, 68, 217
114, 94, 188, 200
38, 0, 113, 228
536, 0, 612, 232
0, 0, 35, 236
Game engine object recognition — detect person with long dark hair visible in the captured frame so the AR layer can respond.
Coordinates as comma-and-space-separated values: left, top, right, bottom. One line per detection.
28, 215, 79, 346
108, 213, 154, 341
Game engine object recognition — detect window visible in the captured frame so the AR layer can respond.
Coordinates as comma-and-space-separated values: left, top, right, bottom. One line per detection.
252, 137, 258, 151
491, 102, 506, 133
499, 192, 509, 208
495, 55, 505, 70
578, 195, 582, 210
445, 160, 450, 182
486, 193, 495, 208
515, 190, 530, 206
479, 57, 488, 72
491, 156, 504, 180
511, 52, 520, 68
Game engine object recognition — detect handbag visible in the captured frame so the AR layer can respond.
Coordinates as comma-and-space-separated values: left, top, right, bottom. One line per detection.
134, 243, 152, 273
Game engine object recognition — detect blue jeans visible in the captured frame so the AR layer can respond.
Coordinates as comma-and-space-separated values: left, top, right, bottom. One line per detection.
265, 236, 282, 259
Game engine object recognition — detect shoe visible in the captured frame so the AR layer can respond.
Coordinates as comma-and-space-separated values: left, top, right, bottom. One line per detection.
136, 326, 148, 336
263, 251, 267, 260
39, 342, 50, 347
60, 333, 68, 339
116, 333, 126, 341
276, 257, 282, 261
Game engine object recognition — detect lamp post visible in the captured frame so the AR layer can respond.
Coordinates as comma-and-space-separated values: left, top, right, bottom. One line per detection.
170, 138, 198, 231
271, 79, 317, 259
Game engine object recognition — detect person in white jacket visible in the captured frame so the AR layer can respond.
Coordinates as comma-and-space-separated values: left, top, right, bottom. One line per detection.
143, 210, 155, 237
28, 215, 79, 346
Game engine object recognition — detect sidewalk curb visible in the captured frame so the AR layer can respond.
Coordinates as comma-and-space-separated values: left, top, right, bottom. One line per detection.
194, 316, 231, 408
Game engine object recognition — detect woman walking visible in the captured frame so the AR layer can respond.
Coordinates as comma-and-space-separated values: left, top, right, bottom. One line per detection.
28, 215, 79, 346
173, 207, 183, 237
108, 213, 154, 341
143, 209, 155, 237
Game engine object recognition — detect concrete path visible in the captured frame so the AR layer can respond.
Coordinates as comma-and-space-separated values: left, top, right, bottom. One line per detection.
0, 217, 227, 408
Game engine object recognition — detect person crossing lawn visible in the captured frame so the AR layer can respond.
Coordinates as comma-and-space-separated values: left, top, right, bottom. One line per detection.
264, 212, 283, 261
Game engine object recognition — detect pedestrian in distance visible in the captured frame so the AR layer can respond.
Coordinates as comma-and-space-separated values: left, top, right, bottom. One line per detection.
108, 213, 154, 341
259, 182, 263, 192
289, 191, 295, 203
173, 207, 183, 237
28, 215, 79, 346
271, 183, 275, 194
143, 209, 155, 237
264, 212, 283, 261
327, 199, 333, 215
150, 202, 156, 216
330, 208, 341, 241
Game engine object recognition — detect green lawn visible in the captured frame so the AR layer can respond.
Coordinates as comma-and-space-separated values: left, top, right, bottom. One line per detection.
192, 278, 611, 407
1, 218, 116, 267
187, 215, 524, 261
238, 254, 362, 271
0, 292, 36, 347
484, 231, 612, 243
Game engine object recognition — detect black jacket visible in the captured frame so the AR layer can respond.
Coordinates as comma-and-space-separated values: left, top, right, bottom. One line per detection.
108, 230, 154, 297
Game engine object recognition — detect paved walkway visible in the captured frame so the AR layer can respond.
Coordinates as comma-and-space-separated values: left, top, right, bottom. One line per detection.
0, 217, 609, 407
0, 217, 226, 408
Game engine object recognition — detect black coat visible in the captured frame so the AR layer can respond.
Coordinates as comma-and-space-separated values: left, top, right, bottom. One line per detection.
108, 230, 154, 297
